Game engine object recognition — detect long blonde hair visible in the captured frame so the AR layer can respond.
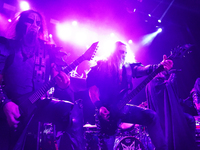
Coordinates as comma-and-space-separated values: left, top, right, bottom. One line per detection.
106, 41, 126, 78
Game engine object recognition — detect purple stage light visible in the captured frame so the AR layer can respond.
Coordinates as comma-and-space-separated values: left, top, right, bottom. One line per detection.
19, 1, 30, 11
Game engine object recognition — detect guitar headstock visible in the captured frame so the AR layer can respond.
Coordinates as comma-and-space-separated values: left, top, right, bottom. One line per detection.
82, 41, 99, 61
168, 44, 193, 59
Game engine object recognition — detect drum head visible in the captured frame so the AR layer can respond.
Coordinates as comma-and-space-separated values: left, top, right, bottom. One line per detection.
114, 136, 145, 150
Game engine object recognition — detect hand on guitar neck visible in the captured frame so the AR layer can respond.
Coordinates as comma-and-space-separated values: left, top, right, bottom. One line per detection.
160, 54, 173, 71
138, 101, 148, 108
51, 63, 70, 89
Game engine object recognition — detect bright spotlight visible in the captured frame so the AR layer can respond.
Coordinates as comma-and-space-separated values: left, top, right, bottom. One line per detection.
49, 34, 52, 38
20, 1, 30, 11
56, 23, 72, 41
158, 19, 161, 23
128, 40, 133, 44
72, 21, 78, 26
8, 19, 12, 22
133, 9, 136, 12
157, 28, 162, 33
148, 14, 151, 17
141, 28, 162, 46
110, 33, 115, 37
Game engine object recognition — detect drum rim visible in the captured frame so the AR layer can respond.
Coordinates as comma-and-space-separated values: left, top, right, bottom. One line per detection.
114, 136, 145, 149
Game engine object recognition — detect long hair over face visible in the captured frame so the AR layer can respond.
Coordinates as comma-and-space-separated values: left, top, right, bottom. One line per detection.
14, 10, 47, 40
106, 41, 126, 78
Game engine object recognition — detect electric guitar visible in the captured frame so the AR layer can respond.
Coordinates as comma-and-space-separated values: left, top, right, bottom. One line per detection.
98, 44, 192, 136
10, 41, 99, 149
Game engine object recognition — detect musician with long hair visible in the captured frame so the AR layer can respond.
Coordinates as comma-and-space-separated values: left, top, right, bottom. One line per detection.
86, 41, 173, 150
0, 10, 81, 150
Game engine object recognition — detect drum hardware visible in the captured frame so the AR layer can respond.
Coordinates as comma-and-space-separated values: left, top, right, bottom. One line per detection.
116, 123, 155, 150
194, 116, 200, 148
83, 123, 99, 150
114, 136, 146, 150
38, 122, 57, 150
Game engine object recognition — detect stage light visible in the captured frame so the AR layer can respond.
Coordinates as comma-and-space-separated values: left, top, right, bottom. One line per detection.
141, 28, 162, 46
133, 9, 136, 12
20, 1, 30, 11
110, 33, 115, 37
158, 19, 161, 23
157, 28, 162, 33
8, 19, 12, 22
56, 23, 72, 41
148, 14, 151, 17
49, 34, 52, 38
128, 40, 133, 44
72, 21, 78, 26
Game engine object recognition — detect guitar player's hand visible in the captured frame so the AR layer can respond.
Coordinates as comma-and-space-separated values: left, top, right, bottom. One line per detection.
99, 106, 110, 121
51, 63, 70, 89
3, 102, 20, 128
161, 55, 173, 70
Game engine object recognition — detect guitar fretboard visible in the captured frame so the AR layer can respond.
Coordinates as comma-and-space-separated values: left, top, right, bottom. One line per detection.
117, 64, 164, 110
28, 55, 85, 104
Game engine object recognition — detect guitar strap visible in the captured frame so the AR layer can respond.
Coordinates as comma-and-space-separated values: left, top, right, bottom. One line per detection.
125, 63, 133, 91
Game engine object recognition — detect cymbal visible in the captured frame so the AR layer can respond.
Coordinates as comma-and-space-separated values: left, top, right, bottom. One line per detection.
83, 123, 97, 128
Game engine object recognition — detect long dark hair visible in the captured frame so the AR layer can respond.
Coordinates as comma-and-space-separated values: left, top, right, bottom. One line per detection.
13, 10, 47, 40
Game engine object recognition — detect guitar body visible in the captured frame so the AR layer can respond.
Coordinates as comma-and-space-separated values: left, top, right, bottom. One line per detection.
98, 89, 128, 136
98, 107, 120, 136
9, 92, 38, 149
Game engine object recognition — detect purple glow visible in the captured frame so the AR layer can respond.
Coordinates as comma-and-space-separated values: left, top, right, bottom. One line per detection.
20, 1, 30, 11
148, 14, 151, 17
0, 14, 9, 32
8, 19, 12, 22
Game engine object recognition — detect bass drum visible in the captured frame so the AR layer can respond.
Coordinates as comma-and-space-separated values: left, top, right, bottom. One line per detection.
114, 136, 145, 150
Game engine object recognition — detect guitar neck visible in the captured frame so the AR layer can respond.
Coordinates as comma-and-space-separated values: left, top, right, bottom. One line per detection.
29, 55, 85, 104
63, 55, 85, 74
117, 64, 164, 110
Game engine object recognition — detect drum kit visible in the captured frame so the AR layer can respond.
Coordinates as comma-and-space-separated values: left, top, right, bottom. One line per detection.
83, 122, 155, 150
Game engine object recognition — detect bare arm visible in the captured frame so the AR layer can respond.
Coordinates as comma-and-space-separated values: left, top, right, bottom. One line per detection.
88, 85, 100, 105
89, 85, 110, 121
